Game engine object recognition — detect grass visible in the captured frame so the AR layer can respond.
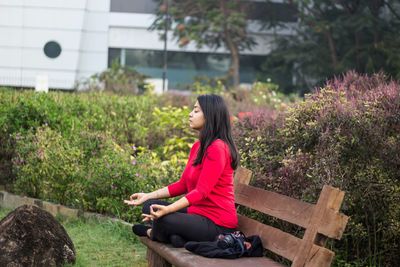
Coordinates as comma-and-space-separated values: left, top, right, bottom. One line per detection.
0, 208, 147, 267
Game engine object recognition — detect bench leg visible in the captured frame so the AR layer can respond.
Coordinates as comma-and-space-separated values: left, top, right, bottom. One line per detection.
146, 247, 172, 267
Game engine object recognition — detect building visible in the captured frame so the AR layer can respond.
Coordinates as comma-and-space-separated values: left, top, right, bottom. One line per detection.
0, 0, 297, 90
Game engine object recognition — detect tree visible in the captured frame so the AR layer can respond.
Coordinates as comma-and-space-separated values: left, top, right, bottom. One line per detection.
150, 0, 256, 89
263, 0, 400, 93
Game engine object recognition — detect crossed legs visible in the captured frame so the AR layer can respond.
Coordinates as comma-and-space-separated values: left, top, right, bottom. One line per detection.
135, 199, 233, 246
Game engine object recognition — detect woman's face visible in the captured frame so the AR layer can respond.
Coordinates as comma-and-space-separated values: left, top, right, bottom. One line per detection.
189, 101, 205, 131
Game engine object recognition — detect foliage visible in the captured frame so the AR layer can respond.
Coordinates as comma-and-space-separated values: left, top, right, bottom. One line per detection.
150, 0, 257, 88
11, 126, 184, 222
223, 81, 298, 116
12, 127, 83, 203
233, 71, 400, 266
0, 84, 287, 222
156, 91, 196, 108
0, 89, 156, 146
263, 0, 400, 93
80, 60, 148, 94
149, 106, 197, 162
0, 89, 187, 221
191, 76, 226, 95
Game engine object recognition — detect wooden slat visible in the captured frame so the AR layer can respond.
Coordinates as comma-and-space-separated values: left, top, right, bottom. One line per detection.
234, 167, 252, 186
306, 247, 335, 267
328, 188, 345, 210
235, 183, 313, 228
316, 188, 349, 245
238, 215, 334, 264
292, 185, 338, 267
238, 214, 300, 261
235, 183, 348, 239
318, 188, 349, 240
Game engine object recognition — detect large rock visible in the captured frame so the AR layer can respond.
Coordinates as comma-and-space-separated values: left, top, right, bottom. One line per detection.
0, 205, 76, 266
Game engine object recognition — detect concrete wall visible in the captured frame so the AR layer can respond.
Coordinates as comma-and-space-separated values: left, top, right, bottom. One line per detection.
0, 0, 109, 89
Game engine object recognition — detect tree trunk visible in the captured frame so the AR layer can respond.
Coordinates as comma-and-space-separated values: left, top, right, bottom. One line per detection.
220, 0, 240, 89
369, 0, 384, 49
324, 29, 338, 70
354, 31, 361, 72
228, 44, 240, 89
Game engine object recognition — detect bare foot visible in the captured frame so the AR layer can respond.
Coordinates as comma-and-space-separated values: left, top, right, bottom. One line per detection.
147, 228, 152, 238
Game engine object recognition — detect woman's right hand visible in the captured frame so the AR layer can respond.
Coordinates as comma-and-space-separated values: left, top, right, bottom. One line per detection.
124, 192, 149, 206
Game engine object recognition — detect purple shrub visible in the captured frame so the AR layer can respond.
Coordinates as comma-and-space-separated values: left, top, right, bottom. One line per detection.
233, 71, 400, 265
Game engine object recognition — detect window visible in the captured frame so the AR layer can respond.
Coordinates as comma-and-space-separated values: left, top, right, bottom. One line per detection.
247, 1, 298, 23
43, 41, 62, 59
110, 0, 298, 23
110, 0, 158, 14
108, 48, 264, 89
108, 48, 121, 66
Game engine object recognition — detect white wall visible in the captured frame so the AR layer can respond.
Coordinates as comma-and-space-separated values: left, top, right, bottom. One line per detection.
75, 1, 109, 83
0, 0, 109, 89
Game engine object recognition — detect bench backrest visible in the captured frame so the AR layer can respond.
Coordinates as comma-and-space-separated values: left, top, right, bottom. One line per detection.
233, 167, 349, 267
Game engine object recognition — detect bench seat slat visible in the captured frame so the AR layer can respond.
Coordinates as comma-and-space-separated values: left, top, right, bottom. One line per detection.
140, 237, 285, 267
235, 183, 348, 239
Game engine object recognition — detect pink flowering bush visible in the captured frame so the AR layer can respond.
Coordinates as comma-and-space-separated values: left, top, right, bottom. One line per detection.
233, 71, 400, 266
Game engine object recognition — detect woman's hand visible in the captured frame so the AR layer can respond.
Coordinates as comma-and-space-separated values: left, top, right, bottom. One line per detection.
141, 213, 155, 222
140, 205, 170, 222
149, 204, 170, 219
124, 192, 149, 206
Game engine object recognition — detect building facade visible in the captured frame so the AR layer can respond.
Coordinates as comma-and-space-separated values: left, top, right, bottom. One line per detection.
0, 0, 296, 90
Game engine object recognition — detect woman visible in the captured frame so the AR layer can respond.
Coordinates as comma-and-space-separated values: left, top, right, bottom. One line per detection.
124, 94, 239, 248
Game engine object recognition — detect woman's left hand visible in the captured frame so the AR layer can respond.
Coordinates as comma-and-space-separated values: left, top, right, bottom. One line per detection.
149, 204, 170, 219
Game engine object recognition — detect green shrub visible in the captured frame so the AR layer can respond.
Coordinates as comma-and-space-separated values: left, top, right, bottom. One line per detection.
156, 91, 195, 108
0, 90, 157, 184
0, 89, 189, 222
80, 60, 148, 94
0, 89, 156, 143
223, 81, 298, 117
12, 127, 84, 202
11, 125, 185, 222
190, 76, 226, 94
148, 106, 197, 161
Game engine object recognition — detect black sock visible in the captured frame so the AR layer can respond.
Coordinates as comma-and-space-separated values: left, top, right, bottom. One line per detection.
132, 224, 151, 237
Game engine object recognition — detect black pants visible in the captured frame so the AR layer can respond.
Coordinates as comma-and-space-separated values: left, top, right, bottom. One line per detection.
142, 199, 234, 243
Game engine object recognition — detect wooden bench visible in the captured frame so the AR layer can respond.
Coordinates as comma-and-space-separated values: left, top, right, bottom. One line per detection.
140, 167, 349, 267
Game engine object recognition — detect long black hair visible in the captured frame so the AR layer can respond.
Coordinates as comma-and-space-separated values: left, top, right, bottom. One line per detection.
193, 94, 239, 170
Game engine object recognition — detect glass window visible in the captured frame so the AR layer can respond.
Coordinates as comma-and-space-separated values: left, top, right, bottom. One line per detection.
247, 1, 298, 23
108, 48, 264, 89
110, 0, 158, 14
110, 0, 297, 23
108, 48, 121, 66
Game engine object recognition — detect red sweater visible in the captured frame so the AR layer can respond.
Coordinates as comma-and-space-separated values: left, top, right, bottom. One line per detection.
167, 139, 238, 229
